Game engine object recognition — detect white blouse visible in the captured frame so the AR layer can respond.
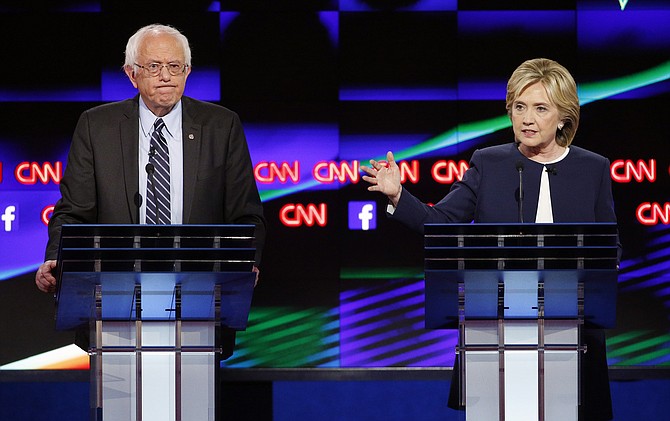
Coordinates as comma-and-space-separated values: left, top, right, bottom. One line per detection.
534, 147, 570, 223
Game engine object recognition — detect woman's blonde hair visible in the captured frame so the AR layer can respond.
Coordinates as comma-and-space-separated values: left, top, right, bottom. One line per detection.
506, 58, 580, 147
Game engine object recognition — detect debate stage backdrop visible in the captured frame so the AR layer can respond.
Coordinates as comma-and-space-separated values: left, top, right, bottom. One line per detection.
1, 0, 669, 372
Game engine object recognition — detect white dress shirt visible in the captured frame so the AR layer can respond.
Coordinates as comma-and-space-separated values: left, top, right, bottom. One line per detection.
138, 97, 184, 224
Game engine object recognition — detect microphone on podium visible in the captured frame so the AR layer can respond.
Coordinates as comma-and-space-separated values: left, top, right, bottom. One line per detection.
515, 161, 524, 223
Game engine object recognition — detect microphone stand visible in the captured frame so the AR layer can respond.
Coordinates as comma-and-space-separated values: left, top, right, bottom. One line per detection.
516, 161, 524, 223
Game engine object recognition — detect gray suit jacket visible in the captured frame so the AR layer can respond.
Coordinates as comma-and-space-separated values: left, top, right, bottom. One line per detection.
46, 95, 266, 263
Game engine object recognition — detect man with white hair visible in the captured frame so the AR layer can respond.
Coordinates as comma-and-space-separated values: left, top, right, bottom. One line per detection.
35, 24, 265, 358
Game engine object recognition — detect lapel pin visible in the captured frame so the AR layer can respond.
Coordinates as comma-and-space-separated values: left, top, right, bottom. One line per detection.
188, 133, 195, 140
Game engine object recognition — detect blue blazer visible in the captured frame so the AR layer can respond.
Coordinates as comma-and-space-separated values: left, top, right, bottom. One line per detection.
391, 142, 617, 231
394, 142, 618, 419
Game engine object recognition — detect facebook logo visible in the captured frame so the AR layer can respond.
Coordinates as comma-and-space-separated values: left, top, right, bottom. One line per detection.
2, 205, 17, 232
348, 201, 376, 231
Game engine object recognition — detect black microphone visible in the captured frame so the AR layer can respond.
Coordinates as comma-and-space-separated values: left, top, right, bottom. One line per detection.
545, 166, 557, 175
145, 163, 159, 222
515, 161, 524, 223
134, 192, 143, 208
134, 192, 143, 223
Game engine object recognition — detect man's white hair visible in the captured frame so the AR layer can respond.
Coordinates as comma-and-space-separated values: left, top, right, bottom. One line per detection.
124, 24, 191, 67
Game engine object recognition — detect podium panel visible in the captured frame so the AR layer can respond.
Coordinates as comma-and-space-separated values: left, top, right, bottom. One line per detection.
54, 224, 257, 421
99, 321, 217, 421
424, 223, 618, 421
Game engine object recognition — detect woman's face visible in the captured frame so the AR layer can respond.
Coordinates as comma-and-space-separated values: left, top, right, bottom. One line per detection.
511, 81, 563, 154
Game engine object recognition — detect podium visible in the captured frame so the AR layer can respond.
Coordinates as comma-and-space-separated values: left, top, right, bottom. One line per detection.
424, 223, 618, 421
55, 224, 257, 421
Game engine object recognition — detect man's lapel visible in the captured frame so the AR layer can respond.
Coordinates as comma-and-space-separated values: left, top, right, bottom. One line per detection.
120, 97, 140, 223
181, 97, 202, 224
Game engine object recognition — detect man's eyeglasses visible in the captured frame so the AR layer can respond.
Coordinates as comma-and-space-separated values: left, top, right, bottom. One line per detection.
133, 62, 188, 77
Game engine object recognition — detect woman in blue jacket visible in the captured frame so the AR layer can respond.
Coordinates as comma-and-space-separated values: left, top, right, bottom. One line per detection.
362, 58, 617, 420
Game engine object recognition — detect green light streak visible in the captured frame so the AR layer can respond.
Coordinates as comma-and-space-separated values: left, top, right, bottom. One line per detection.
606, 330, 653, 346
260, 180, 321, 202
579, 60, 670, 105
224, 307, 340, 368
260, 60, 670, 203
340, 266, 424, 279
613, 347, 670, 366
251, 307, 326, 329
390, 60, 670, 165
377, 115, 512, 164
606, 334, 670, 358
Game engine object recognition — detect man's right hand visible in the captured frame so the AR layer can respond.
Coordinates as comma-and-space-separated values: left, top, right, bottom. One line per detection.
35, 260, 58, 293
361, 151, 403, 207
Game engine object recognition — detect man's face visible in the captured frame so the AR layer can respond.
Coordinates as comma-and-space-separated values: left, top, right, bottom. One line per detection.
125, 33, 190, 117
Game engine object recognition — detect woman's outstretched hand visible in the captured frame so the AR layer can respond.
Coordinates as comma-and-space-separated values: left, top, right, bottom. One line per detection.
361, 151, 403, 207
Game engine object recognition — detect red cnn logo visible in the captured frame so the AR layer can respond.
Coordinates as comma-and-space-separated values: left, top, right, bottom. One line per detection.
637, 202, 670, 225
399, 160, 420, 184
254, 161, 300, 183
15, 162, 63, 185
313, 161, 359, 184
41, 205, 55, 226
432, 160, 469, 184
611, 159, 656, 183
279, 203, 327, 227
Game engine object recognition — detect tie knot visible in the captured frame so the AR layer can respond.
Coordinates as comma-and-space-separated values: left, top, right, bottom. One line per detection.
153, 118, 165, 134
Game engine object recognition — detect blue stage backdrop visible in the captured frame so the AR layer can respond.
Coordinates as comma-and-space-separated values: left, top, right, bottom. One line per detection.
0, 0, 669, 370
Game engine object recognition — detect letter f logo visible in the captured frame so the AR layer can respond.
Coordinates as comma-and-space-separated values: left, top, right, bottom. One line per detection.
2, 205, 16, 232
349, 201, 376, 231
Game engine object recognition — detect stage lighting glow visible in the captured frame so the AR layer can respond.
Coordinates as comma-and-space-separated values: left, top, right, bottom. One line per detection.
222, 307, 340, 368
0, 344, 88, 370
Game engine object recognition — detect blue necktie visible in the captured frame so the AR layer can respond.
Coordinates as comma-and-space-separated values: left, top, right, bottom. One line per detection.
146, 118, 171, 224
